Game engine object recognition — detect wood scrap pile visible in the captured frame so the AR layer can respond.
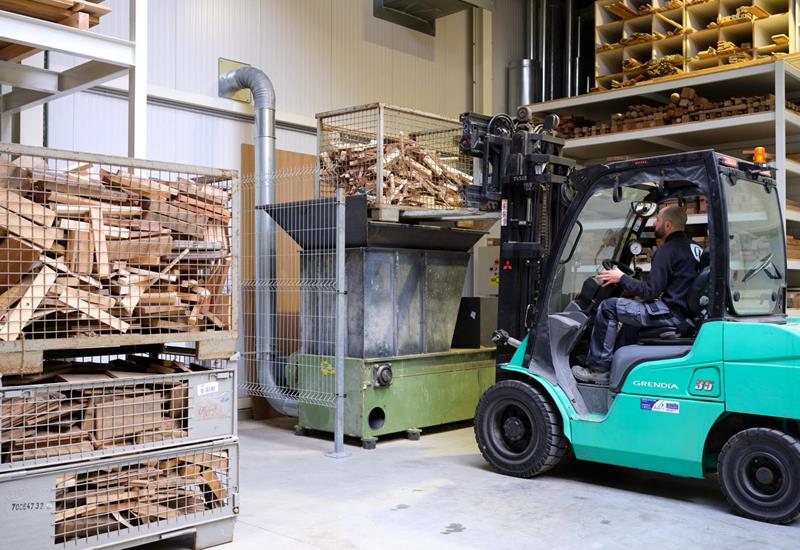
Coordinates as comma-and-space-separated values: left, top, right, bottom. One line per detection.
55, 448, 229, 543
0, 0, 112, 62
0, 357, 201, 464
0, 157, 232, 339
560, 87, 794, 139
320, 139, 473, 208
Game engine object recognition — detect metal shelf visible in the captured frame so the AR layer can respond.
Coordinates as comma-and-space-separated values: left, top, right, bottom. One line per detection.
563, 112, 776, 161
0, 4, 148, 157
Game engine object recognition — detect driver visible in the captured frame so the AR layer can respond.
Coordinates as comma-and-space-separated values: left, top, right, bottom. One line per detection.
572, 205, 700, 384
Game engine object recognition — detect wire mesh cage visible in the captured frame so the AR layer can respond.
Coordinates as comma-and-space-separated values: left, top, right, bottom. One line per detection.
53, 444, 233, 545
317, 103, 473, 209
0, 143, 237, 360
0, 440, 237, 548
0, 352, 234, 471
239, 166, 338, 410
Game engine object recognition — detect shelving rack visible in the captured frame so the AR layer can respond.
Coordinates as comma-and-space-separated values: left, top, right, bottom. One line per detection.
595, 0, 796, 90
0, 1, 147, 157
524, 58, 800, 298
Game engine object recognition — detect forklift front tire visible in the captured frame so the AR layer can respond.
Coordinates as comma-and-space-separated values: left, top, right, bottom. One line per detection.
474, 380, 569, 478
718, 427, 800, 524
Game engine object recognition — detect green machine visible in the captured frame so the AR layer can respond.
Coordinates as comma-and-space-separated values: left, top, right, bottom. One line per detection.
266, 196, 497, 449
296, 349, 495, 448
460, 111, 800, 524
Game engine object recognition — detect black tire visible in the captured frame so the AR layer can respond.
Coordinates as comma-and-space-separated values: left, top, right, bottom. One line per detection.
474, 380, 570, 478
718, 428, 800, 524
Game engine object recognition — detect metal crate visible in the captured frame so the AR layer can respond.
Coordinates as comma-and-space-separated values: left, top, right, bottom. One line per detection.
316, 103, 473, 208
0, 440, 238, 549
0, 361, 235, 472
0, 142, 239, 373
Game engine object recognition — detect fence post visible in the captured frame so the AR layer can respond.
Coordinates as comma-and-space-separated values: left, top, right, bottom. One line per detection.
328, 185, 349, 458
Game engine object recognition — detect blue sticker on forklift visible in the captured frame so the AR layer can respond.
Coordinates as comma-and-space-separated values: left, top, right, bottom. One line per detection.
640, 398, 680, 414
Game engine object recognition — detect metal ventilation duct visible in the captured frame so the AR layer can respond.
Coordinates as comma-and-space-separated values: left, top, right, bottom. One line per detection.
374, 0, 494, 36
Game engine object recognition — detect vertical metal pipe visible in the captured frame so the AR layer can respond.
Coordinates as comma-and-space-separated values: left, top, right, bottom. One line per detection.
538, 0, 548, 102
314, 119, 322, 199
253, 105, 277, 412
327, 186, 349, 458
524, 0, 536, 60
219, 67, 298, 417
376, 104, 385, 204
564, 0, 574, 98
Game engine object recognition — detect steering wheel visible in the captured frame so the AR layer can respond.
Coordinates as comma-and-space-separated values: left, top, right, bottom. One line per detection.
742, 252, 774, 283
602, 258, 635, 276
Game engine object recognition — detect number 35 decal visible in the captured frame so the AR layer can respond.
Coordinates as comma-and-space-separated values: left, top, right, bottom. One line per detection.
694, 379, 715, 391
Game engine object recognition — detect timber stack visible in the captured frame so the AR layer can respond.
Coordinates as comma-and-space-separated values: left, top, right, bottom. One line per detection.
559, 88, 797, 139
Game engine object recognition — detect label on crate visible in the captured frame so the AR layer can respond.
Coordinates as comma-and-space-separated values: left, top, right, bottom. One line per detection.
197, 381, 220, 396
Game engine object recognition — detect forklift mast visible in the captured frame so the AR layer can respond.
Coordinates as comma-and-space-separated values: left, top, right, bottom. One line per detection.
460, 112, 575, 363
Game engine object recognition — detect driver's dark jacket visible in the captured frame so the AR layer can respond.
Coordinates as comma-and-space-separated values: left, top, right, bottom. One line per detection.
619, 231, 698, 318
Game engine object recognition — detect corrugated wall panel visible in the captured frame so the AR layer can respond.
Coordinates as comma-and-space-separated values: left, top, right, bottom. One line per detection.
47, 0, 474, 166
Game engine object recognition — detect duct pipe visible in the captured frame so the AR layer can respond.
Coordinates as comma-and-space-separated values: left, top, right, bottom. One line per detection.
507, 0, 539, 112
564, 0, 574, 98
538, 0, 547, 101
524, 0, 535, 60
219, 68, 298, 417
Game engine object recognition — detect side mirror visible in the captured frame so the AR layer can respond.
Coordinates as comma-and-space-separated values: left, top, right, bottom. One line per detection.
631, 201, 657, 218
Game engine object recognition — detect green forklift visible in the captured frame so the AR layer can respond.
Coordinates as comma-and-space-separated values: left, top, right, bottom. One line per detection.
460, 112, 800, 524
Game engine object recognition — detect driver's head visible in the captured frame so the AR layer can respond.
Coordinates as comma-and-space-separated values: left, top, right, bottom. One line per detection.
654, 204, 687, 239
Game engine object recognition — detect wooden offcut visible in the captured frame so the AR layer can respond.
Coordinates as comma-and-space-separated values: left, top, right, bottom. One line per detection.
0, 266, 58, 341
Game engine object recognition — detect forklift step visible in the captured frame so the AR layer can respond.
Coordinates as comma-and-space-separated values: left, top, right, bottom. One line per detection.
575, 382, 610, 415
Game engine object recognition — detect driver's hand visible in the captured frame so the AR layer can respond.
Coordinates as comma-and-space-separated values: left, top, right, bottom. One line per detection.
596, 267, 624, 287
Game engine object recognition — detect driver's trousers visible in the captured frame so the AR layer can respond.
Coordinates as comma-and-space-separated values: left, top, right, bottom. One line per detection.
586, 297, 684, 373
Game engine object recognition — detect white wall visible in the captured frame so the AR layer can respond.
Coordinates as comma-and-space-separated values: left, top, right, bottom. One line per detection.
45, 0, 474, 170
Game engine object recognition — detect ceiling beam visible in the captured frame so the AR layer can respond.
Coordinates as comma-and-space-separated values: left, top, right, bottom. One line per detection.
1, 60, 126, 114
0, 10, 134, 66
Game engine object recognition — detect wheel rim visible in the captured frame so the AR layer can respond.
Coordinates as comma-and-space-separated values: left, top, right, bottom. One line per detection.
736, 450, 789, 503
486, 398, 539, 463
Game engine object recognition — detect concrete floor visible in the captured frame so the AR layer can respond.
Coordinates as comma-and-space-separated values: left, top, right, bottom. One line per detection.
145, 417, 800, 550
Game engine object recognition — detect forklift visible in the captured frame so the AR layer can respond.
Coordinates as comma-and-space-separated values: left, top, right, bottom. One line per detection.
460, 111, 800, 524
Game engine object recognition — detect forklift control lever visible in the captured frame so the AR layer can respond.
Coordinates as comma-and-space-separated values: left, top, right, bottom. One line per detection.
492, 329, 522, 349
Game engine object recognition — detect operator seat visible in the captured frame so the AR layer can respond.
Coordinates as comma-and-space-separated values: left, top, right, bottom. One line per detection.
637, 250, 710, 344
610, 258, 711, 391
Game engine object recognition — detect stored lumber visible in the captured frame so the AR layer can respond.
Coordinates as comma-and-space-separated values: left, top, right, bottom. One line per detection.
559, 88, 786, 140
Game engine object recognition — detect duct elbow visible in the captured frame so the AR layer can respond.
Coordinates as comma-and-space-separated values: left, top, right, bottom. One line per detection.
219, 66, 276, 111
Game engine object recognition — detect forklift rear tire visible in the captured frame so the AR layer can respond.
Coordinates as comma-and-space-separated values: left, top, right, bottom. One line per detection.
718, 428, 800, 524
474, 380, 569, 478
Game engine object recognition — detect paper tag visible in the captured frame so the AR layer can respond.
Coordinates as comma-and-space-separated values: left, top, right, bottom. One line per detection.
197, 381, 220, 396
